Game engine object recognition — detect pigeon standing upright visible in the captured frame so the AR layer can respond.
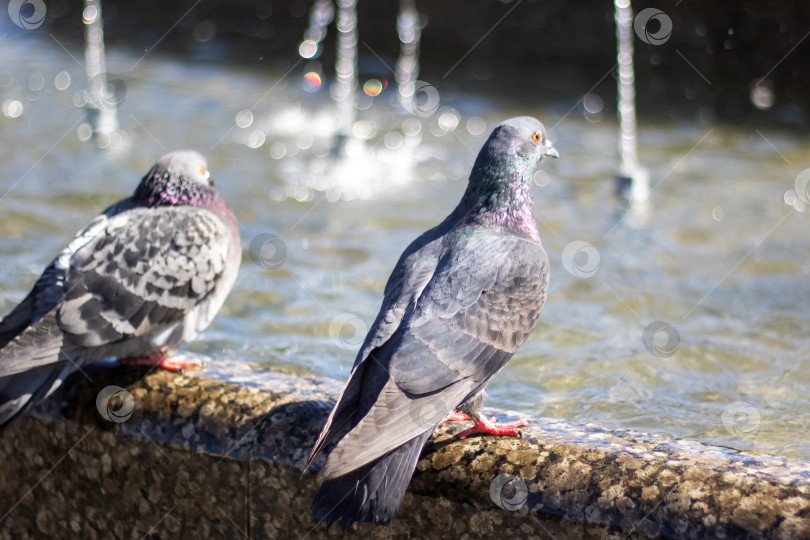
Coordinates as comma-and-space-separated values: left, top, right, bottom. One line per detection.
308, 117, 558, 528
0, 151, 241, 427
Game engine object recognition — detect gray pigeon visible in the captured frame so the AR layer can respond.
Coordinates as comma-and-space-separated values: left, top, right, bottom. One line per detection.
308, 117, 558, 528
0, 151, 241, 426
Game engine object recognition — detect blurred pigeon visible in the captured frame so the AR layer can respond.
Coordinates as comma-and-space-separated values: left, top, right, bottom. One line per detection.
0, 151, 241, 427
308, 117, 558, 528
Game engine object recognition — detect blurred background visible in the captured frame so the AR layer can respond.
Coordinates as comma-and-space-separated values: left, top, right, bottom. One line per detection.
1, 0, 809, 459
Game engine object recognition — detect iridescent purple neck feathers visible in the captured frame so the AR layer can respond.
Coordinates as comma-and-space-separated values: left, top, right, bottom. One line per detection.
459, 168, 539, 242
454, 118, 557, 243
133, 171, 217, 208
131, 151, 238, 228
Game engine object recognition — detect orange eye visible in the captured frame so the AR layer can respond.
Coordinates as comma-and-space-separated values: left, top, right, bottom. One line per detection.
531, 131, 542, 143
199, 166, 206, 175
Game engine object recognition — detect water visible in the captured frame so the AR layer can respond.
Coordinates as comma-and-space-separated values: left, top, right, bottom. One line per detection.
81, 0, 118, 136
1, 30, 809, 461
395, 0, 424, 112
613, 0, 649, 201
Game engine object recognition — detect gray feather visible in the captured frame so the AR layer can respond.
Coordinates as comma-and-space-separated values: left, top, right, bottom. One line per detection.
58, 207, 232, 348
317, 231, 548, 479
309, 117, 556, 528
0, 150, 240, 427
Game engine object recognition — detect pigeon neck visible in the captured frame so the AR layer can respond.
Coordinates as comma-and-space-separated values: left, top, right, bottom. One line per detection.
134, 174, 216, 209
459, 169, 540, 243
134, 179, 240, 239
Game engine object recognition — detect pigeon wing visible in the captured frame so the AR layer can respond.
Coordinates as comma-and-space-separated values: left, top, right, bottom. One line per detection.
0, 201, 135, 351
318, 231, 549, 478
354, 223, 449, 365
307, 223, 447, 467
0, 288, 50, 350
397, 232, 549, 389
57, 206, 232, 347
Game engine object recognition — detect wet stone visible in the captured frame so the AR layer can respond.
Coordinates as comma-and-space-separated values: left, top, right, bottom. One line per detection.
0, 361, 808, 539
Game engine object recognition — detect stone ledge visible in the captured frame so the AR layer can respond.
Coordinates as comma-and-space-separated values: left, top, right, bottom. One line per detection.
0, 362, 808, 539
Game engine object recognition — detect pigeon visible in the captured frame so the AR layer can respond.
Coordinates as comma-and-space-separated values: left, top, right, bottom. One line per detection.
0, 150, 241, 427
308, 116, 558, 528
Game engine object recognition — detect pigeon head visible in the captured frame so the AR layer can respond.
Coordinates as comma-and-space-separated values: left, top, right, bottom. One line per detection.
466, 117, 558, 201
461, 117, 558, 239
134, 150, 218, 207
154, 150, 213, 187
471, 117, 558, 186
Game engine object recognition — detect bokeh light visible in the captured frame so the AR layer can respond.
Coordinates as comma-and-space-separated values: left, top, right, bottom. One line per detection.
299, 39, 318, 59
54, 71, 71, 91
235, 109, 254, 128
302, 72, 322, 92
1, 99, 23, 119
82, 6, 98, 24
363, 79, 384, 97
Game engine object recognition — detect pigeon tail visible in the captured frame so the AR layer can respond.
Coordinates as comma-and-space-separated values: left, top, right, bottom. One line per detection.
0, 363, 75, 427
0, 309, 74, 427
311, 430, 432, 529
0, 362, 76, 430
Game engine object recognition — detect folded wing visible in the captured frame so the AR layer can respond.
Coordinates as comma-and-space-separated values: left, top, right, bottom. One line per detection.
318, 231, 548, 479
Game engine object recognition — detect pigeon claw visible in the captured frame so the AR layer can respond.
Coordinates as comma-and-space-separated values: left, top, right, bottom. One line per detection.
436, 410, 474, 433
153, 354, 204, 373
457, 416, 527, 439
122, 349, 204, 373
443, 410, 472, 422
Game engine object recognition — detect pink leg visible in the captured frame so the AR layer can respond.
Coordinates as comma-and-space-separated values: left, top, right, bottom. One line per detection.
443, 410, 472, 422
442, 411, 500, 423
457, 415, 527, 439
123, 348, 204, 373
436, 410, 472, 433
435, 411, 511, 433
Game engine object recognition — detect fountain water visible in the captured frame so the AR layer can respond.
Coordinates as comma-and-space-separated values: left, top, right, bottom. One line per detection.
82, 0, 118, 138
273, 0, 431, 198
395, 0, 424, 113
614, 0, 649, 203
302, 0, 334, 53
298, 0, 426, 154
332, 0, 358, 151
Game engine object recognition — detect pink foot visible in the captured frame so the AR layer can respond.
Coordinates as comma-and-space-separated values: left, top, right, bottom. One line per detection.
152, 354, 204, 373
442, 411, 499, 423
443, 410, 472, 422
436, 410, 472, 433
457, 416, 527, 439
123, 349, 204, 373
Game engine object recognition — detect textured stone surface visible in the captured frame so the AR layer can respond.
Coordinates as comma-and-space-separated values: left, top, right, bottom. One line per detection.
1, 362, 809, 539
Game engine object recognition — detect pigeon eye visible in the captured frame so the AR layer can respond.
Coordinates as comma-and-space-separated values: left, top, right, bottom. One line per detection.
531, 132, 542, 143
199, 166, 206, 175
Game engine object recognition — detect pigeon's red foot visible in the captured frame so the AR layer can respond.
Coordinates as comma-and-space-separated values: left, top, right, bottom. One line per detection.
457, 416, 527, 439
443, 410, 471, 422
436, 410, 473, 433
152, 354, 204, 373
123, 349, 204, 373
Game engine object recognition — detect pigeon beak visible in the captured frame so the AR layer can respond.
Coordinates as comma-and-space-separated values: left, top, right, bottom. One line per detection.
544, 140, 559, 159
